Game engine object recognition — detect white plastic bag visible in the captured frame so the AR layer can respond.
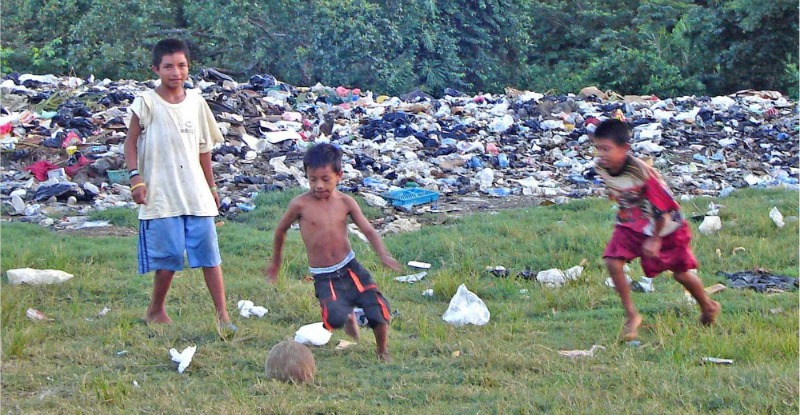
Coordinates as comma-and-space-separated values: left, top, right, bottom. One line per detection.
769, 207, 785, 228
294, 322, 332, 346
698, 216, 722, 235
169, 346, 196, 374
7, 268, 74, 285
442, 284, 490, 327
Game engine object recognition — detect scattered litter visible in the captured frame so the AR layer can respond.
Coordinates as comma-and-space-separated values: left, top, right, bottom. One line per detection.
604, 275, 633, 288
721, 269, 798, 292
116, 350, 128, 356
442, 284, 491, 326
132, 380, 140, 388
237, 300, 268, 318
770, 308, 784, 314
352, 308, 370, 326
407, 261, 431, 269
631, 277, 655, 293
558, 345, 605, 358
7, 268, 74, 285
347, 223, 369, 243
335, 340, 357, 350
96, 306, 111, 317
422, 289, 434, 297
626, 340, 641, 347
684, 289, 698, 304
26, 308, 51, 321
451, 351, 461, 357
394, 272, 427, 283
294, 322, 332, 346
536, 266, 583, 288
519, 289, 529, 294
169, 346, 197, 374
486, 265, 509, 277
378, 218, 421, 236
701, 357, 733, 365
769, 207, 785, 228
698, 216, 722, 235
704, 283, 726, 294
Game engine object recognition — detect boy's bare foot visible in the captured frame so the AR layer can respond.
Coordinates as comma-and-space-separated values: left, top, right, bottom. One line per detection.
377, 350, 391, 363
621, 313, 642, 341
344, 312, 360, 341
145, 311, 172, 324
700, 300, 721, 326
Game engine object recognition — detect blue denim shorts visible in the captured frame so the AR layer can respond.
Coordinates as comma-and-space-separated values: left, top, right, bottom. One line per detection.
138, 215, 222, 274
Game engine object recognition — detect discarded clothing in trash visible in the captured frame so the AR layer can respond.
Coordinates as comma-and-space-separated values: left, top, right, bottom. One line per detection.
720, 269, 798, 292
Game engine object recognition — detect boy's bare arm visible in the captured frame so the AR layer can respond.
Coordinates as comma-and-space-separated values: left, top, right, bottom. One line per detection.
123, 114, 146, 205
265, 199, 303, 283
346, 196, 402, 271
199, 151, 219, 208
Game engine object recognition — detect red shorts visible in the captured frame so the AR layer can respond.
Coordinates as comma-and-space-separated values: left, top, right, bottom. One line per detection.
603, 224, 698, 278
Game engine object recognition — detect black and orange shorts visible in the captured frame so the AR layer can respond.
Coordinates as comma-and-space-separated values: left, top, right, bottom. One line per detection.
313, 259, 391, 330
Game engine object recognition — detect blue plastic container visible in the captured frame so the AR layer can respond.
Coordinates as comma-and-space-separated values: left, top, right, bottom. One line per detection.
381, 188, 440, 208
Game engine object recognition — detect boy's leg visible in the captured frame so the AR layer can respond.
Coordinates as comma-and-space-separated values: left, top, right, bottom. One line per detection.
673, 270, 720, 325
605, 257, 641, 340
202, 265, 231, 323
344, 312, 360, 341
373, 323, 390, 362
146, 270, 175, 323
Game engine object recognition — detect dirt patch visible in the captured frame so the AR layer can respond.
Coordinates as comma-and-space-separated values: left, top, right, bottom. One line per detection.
60, 225, 137, 237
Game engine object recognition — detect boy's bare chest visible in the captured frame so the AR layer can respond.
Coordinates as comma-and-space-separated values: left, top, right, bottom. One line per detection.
299, 203, 348, 228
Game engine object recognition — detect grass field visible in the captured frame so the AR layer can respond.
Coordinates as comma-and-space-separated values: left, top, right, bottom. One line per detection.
1, 188, 798, 414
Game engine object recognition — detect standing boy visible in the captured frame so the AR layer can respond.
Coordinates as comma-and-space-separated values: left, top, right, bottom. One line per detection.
593, 119, 720, 340
265, 143, 401, 362
124, 39, 233, 328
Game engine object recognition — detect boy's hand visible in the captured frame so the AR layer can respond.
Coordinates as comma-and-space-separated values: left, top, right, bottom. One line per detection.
211, 191, 220, 209
380, 255, 402, 272
131, 177, 147, 205
265, 261, 280, 284
643, 236, 662, 258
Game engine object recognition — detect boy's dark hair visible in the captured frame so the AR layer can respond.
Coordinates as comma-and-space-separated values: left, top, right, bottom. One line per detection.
593, 119, 631, 146
152, 39, 190, 68
303, 143, 343, 173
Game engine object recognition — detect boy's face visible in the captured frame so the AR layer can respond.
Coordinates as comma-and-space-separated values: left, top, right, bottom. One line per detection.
306, 165, 343, 199
152, 52, 189, 90
593, 137, 629, 173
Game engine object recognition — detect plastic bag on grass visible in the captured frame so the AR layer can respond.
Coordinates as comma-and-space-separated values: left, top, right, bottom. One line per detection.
442, 284, 490, 326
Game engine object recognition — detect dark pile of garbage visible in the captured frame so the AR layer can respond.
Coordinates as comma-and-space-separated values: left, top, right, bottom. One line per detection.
2, 72, 797, 228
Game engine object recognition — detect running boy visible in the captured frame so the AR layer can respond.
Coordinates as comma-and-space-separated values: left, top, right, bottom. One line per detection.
124, 39, 233, 328
265, 143, 401, 362
593, 119, 720, 340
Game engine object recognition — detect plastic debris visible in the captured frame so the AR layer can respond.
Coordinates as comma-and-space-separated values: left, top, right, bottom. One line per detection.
294, 322, 332, 346
442, 284, 490, 327
698, 216, 722, 235
169, 346, 197, 374
7, 268, 74, 285
721, 269, 798, 292
701, 357, 733, 365
704, 283, 727, 294
558, 345, 605, 358
26, 308, 51, 321
407, 261, 431, 269
769, 206, 785, 228
422, 289, 434, 297
335, 340, 357, 350
536, 266, 583, 288
394, 272, 427, 283
237, 300, 268, 318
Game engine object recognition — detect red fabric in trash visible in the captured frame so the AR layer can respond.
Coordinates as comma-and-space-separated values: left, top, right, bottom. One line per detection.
25, 160, 60, 181
0, 123, 12, 135
65, 156, 90, 177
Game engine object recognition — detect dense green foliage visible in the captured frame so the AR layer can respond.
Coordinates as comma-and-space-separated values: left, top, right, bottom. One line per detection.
2, 0, 797, 97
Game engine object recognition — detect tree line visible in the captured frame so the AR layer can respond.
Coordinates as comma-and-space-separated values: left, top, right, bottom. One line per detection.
2, 0, 797, 98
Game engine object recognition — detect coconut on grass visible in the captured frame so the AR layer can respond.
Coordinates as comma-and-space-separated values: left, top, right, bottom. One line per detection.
265, 340, 316, 384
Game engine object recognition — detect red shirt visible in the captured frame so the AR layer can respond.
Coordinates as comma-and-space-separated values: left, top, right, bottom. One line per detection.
595, 156, 684, 236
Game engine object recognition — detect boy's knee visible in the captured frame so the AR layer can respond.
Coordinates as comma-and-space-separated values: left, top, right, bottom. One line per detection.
604, 257, 625, 272
323, 306, 350, 329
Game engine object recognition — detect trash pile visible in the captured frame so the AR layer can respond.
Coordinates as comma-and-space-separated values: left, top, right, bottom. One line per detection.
2, 72, 797, 229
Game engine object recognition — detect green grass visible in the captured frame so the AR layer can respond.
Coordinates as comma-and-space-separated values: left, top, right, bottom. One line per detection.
1, 188, 798, 414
